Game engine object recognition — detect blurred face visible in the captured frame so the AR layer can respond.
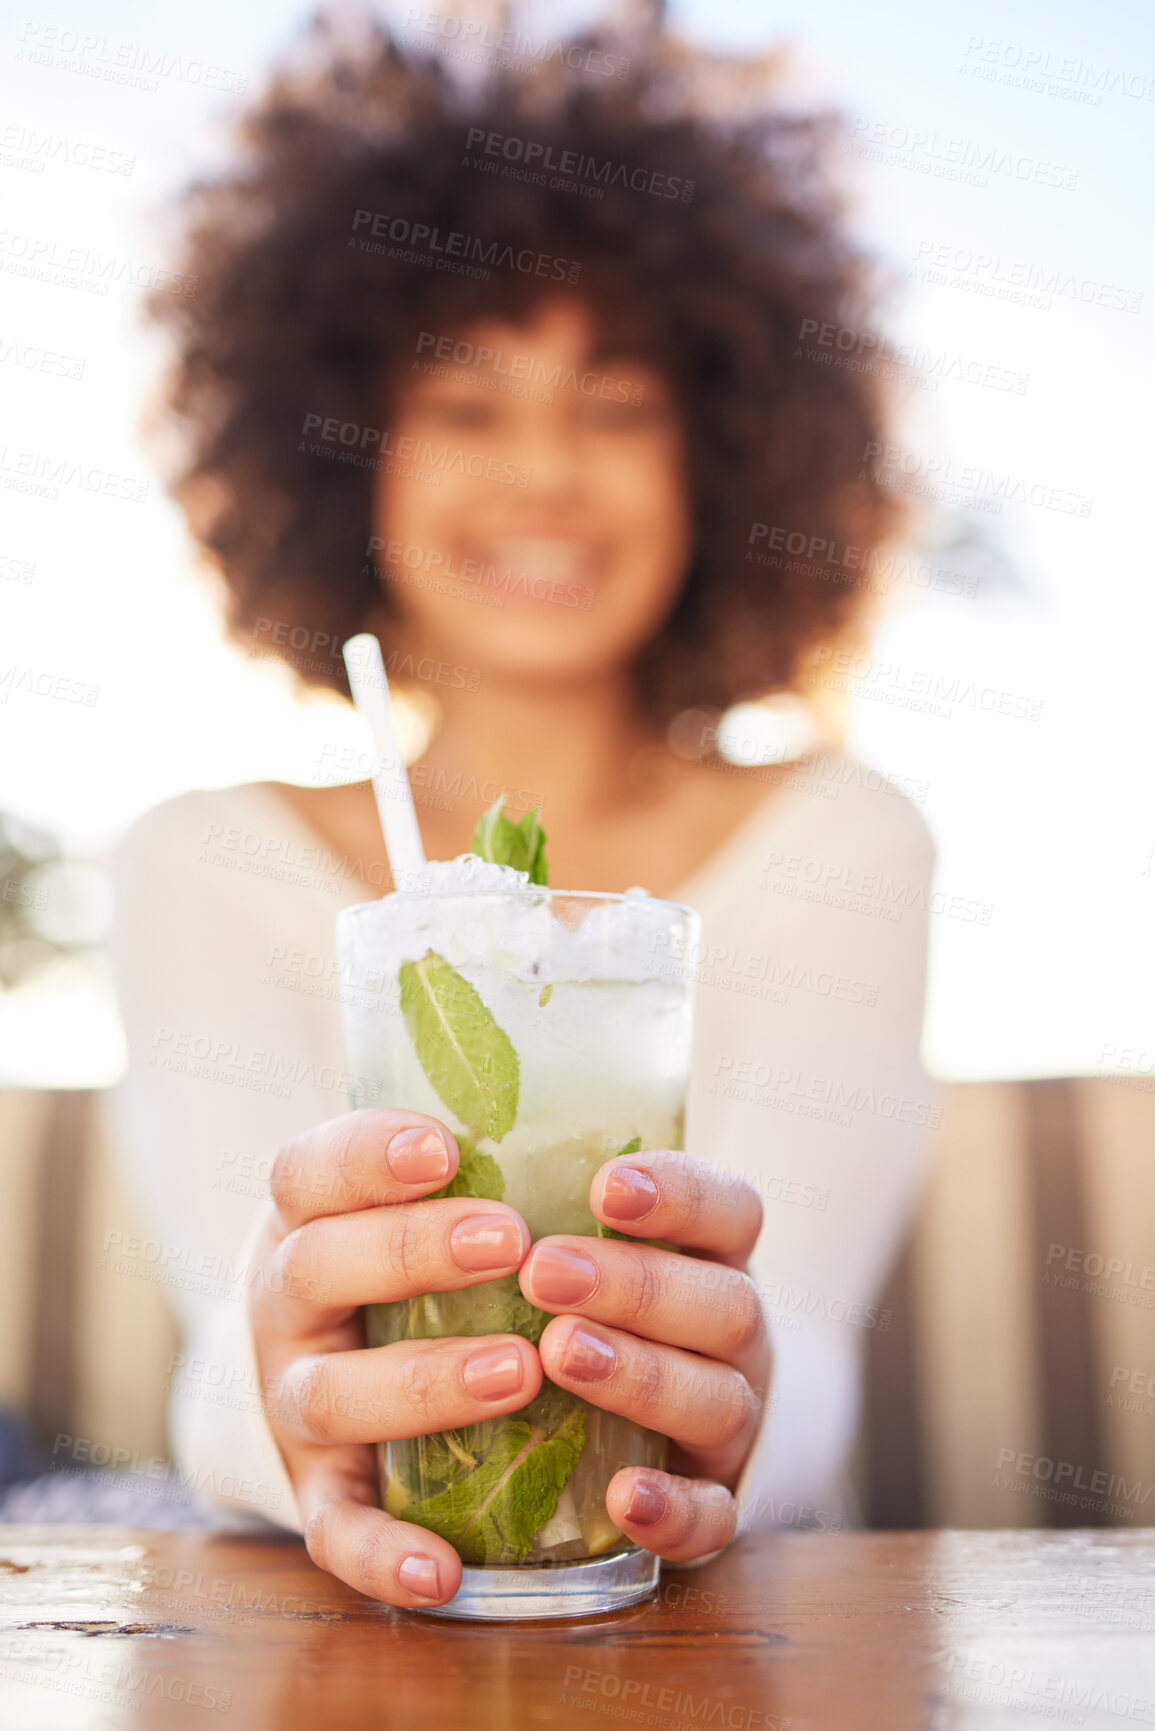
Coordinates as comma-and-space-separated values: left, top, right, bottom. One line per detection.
371, 299, 692, 687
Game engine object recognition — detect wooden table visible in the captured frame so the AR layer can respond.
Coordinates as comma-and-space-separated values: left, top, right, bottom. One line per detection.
0, 1527, 1152, 1729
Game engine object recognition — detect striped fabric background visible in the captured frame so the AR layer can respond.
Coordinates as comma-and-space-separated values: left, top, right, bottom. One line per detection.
0, 1081, 1151, 1526
0, 1089, 178, 1469
864, 1078, 1154, 1528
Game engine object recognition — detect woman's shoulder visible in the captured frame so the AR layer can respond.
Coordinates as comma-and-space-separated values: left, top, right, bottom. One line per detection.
782, 747, 935, 863
108, 781, 360, 939
112, 782, 287, 885
704, 747, 934, 880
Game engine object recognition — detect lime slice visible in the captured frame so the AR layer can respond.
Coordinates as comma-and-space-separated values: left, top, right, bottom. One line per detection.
384, 1475, 410, 1517
583, 1511, 623, 1556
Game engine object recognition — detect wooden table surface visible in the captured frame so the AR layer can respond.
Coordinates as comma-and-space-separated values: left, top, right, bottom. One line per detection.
0, 1526, 1152, 1730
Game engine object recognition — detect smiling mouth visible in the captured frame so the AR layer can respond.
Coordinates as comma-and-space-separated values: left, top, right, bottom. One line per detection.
473, 537, 604, 587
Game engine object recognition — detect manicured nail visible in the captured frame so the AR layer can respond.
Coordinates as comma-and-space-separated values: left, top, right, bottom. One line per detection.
398, 1555, 442, 1599
528, 1243, 598, 1307
562, 1323, 616, 1382
602, 1166, 659, 1221
450, 1214, 525, 1271
626, 1477, 668, 1527
462, 1344, 524, 1401
386, 1127, 450, 1185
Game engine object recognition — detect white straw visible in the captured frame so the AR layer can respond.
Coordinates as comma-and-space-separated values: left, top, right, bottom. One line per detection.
342, 633, 426, 889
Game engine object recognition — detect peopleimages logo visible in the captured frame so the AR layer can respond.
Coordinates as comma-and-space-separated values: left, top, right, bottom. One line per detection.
0, 228, 194, 297
414, 331, 644, 403
995, 1447, 1155, 1511
403, 7, 631, 80
300, 413, 530, 488
811, 644, 1044, 723
350, 210, 581, 283
463, 127, 695, 202
846, 117, 1079, 190
15, 22, 248, 94
559, 1666, 791, 1728
910, 238, 1142, 315
0, 335, 85, 381
713, 1056, 943, 1127
367, 535, 595, 612
797, 316, 1029, 395
862, 440, 1093, 518
0, 122, 135, 175
959, 36, 1155, 103
0, 445, 149, 504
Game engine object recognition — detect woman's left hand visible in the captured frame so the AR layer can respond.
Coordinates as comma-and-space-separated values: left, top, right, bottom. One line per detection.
518, 1150, 769, 1563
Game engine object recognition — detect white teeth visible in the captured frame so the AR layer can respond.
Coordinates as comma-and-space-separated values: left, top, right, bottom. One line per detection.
484, 539, 595, 581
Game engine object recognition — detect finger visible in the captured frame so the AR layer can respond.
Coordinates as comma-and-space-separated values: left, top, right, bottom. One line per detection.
270, 1110, 460, 1230
590, 1151, 762, 1264
296, 1458, 463, 1608
537, 1315, 761, 1472
274, 1333, 543, 1446
606, 1469, 737, 1564
267, 1198, 531, 1336
520, 1237, 765, 1371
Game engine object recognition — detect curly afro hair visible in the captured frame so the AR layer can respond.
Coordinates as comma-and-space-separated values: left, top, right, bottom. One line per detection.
148, 10, 903, 723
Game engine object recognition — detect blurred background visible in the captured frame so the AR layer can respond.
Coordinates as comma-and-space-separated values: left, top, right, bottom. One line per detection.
1, 0, 1152, 1530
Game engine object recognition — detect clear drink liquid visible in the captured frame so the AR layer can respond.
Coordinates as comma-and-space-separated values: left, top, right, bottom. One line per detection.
337, 876, 697, 1597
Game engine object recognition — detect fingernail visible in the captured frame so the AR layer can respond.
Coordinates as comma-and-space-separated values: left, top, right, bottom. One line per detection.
462, 1344, 525, 1401
528, 1243, 598, 1307
450, 1214, 525, 1271
602, 1166, 658, 1221
386, 1127, 450, 1185
562, 1323, 616, 1382
626, 1478, 668, 1527
398, 1554, 442, 1599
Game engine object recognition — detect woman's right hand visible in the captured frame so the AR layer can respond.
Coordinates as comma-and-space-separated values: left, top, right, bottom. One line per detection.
250, 1109, 540, 1608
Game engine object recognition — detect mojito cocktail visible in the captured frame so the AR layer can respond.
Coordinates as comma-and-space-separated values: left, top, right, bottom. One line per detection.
336, 858, 697, 1617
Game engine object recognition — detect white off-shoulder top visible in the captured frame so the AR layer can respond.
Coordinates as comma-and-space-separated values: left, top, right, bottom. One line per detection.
105, 751, 939, 1539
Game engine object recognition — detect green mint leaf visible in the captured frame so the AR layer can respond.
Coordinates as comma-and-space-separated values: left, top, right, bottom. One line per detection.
438, 1276, 549, 1346
470, 797, 549, 885
427, 1134, 506, 1203
521, 1378, 585, 1434
447, 1147, 505, 1201
597, 1138, 642, 1240
469, 798, 508, 866
387, 1275, 546, 1345
399, 1430, 478, 1499
504, 1289, 551, 1346
521, 807, 549, 886
406, 1403, 585, 1564
399, 950, 519, 1141
460, 1276, 549, 1345
441, 1276, 524, 1338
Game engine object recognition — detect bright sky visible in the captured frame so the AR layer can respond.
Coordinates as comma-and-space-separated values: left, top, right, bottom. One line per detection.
1, 0, 1152, 1085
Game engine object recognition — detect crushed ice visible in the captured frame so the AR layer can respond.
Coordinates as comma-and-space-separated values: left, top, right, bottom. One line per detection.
341, 856, 695, 983
392, 853, 531, 897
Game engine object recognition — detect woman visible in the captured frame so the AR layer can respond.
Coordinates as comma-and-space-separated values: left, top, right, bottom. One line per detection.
110, 17, 936, 1608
